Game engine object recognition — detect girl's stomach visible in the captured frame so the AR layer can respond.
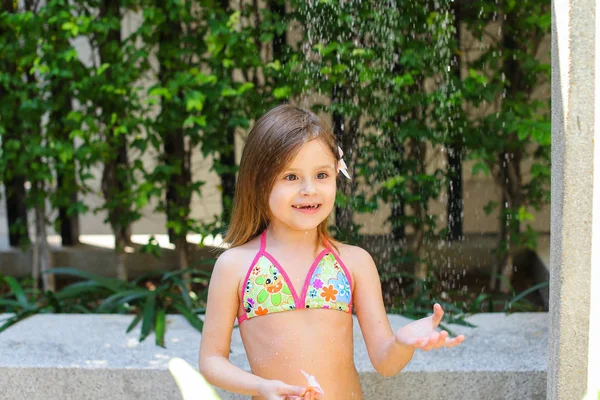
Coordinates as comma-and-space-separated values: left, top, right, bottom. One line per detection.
240, 308, 362, 400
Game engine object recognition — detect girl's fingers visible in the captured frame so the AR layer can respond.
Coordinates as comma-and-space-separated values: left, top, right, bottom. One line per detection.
431, 303, 444, 327
444, 335, 466, 347
306, 390, 321, 400
435, 331, 449, 348
302, 387, 323, 400
422, 332, 440, 351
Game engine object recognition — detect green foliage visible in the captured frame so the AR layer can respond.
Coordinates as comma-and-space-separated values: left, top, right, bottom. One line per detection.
0, 266, 213, 347
0, 1, 550, 317
459, 0, 551, 256
378, 270, 547, 335
291, 0, 455, 288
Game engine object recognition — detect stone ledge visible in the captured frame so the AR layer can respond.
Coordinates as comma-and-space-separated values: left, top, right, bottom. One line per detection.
0, 313, 547, 400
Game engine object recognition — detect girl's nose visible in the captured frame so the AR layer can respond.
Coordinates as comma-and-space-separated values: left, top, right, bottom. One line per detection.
300, 181, 317, 196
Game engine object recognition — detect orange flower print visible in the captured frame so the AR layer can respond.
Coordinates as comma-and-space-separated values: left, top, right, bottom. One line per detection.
252, 266, 261, 275
320, 285, 338, 302
255, 306, 269, 316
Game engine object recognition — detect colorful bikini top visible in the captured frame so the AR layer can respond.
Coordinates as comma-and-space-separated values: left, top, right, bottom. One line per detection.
238, 231, 353, 323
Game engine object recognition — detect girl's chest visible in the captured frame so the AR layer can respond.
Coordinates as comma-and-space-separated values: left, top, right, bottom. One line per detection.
242, 249, 352, 319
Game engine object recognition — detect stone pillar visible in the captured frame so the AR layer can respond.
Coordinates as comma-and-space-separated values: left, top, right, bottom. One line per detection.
589, 0, 600, 396
549, 1, 596, 399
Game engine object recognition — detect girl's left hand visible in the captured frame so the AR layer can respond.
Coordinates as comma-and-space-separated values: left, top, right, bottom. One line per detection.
394, 303, 465, 351
287, 388, 323, 400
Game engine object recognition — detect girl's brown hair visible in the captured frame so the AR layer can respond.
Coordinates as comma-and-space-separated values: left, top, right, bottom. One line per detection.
224, 104, 341, 248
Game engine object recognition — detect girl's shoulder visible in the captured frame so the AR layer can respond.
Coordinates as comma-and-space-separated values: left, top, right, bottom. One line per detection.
329, 241, 375, 270
214, 236, 263, 277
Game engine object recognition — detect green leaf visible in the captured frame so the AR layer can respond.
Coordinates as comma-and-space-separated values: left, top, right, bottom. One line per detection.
155, 309, 166, 347
259, 32, 274, 43
47, 268, 127, 293
504, 281, 548, 312
55, 281, 105, 300
183, 115, 207, 128
227, 11, 241, 29
96, 63, 110, 76
4, 277, 30, 308
221, 88, 238, 97
98, 290, 149, 312
139, 293, 157, 342
0, 299, 23, 308
169, 277, 193, 309
392, 74, 414, 87
126, 314, 143, 334
517, 206, 534, 222
149, 87, 172, 101
61, 21, 79, 36
273, 86, 291, 99
185, 91, 206, 112
266, 60, 281, 71
172, 302, 204, 332
382, 176, 405, 190
237, 82, 254, 95
471, 162, 490, 176
483, 201, 499, 216
0, 311, 37, 334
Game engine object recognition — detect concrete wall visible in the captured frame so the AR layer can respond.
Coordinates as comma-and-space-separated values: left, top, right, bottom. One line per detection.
0, 313, 548, 400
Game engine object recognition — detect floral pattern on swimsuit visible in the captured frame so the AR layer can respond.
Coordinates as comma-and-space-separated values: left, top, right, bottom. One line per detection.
241, 251, 352, 321
243, 256, 296, 318
304, 253, 351, 311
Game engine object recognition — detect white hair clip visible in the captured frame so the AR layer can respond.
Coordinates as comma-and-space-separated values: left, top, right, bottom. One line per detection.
337, 146, 351, 180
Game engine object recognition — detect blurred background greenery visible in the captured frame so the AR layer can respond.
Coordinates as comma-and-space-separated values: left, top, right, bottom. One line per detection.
0, 0, 550, 345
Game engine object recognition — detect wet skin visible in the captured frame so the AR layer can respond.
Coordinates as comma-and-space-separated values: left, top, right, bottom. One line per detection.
240, 308, 362, 400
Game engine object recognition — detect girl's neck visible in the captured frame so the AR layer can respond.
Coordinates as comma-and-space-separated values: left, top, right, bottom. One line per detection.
265, 224, 321, 253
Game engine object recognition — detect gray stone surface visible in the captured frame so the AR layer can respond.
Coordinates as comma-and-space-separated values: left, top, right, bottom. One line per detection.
0, 313, 547, 400
549, 1, 595, 399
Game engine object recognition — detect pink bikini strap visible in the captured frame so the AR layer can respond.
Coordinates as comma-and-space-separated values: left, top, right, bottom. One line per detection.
238, 231, 267, 323
321, 235, 335, 254
260, 231, 267, 252
321, 235, 354, 305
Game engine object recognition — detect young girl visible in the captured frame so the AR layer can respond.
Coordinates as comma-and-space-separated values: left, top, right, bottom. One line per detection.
198, 105, 465, 399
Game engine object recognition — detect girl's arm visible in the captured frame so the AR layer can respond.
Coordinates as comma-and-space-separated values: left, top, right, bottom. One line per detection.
198, 250, 307, 398
352, 248, 415, 376
352, 248, 464, 377
198, 250, 262, 394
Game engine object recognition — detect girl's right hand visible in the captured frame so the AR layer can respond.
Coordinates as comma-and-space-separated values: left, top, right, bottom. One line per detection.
258, 379, 322, 400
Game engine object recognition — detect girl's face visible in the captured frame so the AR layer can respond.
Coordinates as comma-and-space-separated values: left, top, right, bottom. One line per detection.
268, 139, 337, 232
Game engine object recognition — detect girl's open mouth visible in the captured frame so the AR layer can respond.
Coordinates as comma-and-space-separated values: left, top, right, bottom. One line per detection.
292, 204, 321, 214
292, 204, 321, 210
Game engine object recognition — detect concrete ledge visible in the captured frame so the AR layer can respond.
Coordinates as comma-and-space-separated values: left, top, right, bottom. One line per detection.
0, 313, 547, 400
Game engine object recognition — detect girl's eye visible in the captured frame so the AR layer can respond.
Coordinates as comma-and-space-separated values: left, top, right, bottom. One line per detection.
316, 172, 329, 179
284, 174, 298, 181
